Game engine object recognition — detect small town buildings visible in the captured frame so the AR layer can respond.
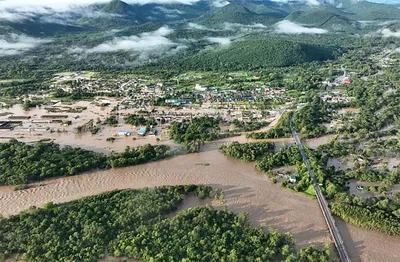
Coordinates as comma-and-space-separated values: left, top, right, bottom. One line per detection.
0, 121, 21, 130
118, 130, 132, 136
32, 119, 52, 124
195, 84, 207, 92
289, 175, 297, 183
9, 116, 31, 120
42, 115, 68, 119
138, 127, 147, 136
32, 127, 50, 132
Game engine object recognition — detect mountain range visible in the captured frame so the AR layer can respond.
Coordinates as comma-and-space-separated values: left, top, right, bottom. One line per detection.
1, 0, 400, 34
0, 0, 400, 71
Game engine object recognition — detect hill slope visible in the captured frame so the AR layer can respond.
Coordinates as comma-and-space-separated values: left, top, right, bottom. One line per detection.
343, 1, 400, 20
101, 0, 135, 15
151, 36, 337, 71
286, 7, 354, 30
196, 3, 282, 27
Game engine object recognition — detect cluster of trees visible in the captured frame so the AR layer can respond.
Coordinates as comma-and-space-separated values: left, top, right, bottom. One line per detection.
292, 96, 331, 138
124, 113, 157, 127
22, 100, 44, 111
0, 185, 331, 262
340, 71, 400, 138
230, 119, 270, 132
348, 168, 400, 185
246, 112, 291, 139
362, 138, 400, 157
255, 146, 302, 174
220, 141, 303, 182
0, 139, 170, 185
0, 139, 107, 185
317, 140, 357, 157
331, 195, 400, 235
104, 115, 118, 126
220, 141, 275, 162
169, 117, 239, 152
107, 144, 169, 168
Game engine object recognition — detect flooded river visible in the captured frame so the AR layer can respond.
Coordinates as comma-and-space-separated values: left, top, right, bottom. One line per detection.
0, 142, 399, 261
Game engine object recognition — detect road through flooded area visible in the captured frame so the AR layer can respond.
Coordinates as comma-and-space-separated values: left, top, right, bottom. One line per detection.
0, 134, 399, 261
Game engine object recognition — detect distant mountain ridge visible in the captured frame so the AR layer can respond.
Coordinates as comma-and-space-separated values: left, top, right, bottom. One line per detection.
1, 0, 400, 34
101, 0, 135, 15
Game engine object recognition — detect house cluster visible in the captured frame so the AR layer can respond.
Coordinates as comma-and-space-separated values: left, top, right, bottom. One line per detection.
1, 114, 71, 132
319, 92, 354, 104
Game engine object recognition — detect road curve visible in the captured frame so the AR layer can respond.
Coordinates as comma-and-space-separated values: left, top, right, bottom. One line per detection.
290, 115, 352, 262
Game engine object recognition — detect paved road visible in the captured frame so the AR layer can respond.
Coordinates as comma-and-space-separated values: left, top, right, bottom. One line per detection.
290, 115, 351, 262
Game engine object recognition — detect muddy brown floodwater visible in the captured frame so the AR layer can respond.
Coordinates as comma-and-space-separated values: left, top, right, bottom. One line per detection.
0, 141, 399, 261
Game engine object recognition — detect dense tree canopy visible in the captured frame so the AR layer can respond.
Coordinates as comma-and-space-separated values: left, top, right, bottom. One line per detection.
0, 140, 169, 185
0, 186, 331, 262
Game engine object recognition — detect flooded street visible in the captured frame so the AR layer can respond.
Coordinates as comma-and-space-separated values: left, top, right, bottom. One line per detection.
1, 142, 399, 261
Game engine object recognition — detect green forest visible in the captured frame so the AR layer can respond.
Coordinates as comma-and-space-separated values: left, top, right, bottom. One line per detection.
0, 185, 331, 262
169, 116, 238, 152
0, 140, 169, 185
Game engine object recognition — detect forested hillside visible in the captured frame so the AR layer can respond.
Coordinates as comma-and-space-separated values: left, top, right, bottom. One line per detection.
195, 3, 281, 27
152, 36, 337, 71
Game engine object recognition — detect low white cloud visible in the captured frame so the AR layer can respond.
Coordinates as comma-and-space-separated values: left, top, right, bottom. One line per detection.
271, 0, 321, 5
69, 26, 181, 54
0, 0, 199, 22
68, 26, 187, 66
153, 6, 183, 15
212, 0, 230, 7
187, 22, 221, 31
0, 0, 201, 11
0, 10, 35, 22
188, 22, 267, 33
395, 47, 400, 53
206, 37, 232, 46
187, 22, 209, 30
275, 20, 328, 34
0, 34, 51, 56
380, 28, 400, 38
223, 22, 267, 31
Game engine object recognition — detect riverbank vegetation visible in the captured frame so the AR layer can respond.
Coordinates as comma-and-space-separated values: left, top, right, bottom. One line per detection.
331, 195, 400, 236
246, 112, 291, 139
230, 120, 270, 132
292, 96, 331, 138
124, 113, 157, 128
0, 185, 331, 262
0, 139, 169, 185
220, 141, 275, 162
169, 116, 239, 152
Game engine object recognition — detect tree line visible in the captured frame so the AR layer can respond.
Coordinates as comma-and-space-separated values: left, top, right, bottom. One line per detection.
0, 139, 169, 186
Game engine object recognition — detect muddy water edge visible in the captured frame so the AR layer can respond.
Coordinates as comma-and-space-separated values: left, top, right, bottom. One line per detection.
0, 140, 399, 262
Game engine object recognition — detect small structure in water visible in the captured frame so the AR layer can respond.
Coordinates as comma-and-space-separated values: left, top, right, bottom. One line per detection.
138, 127, 147, 136
118, 130, 132, 136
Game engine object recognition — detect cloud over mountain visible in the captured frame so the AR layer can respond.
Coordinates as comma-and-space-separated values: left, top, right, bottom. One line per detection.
0, 34, 51, 56
275, 20, 328, 34
380, 29, 400, 38
206, 37, 232, 45
0, 0, 201, 11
